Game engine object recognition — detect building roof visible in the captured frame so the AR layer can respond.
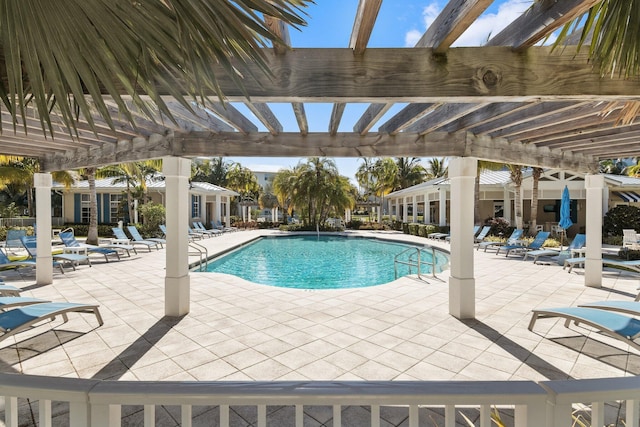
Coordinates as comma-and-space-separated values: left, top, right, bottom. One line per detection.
388, 170, 524, 197
54, 178, 238, 196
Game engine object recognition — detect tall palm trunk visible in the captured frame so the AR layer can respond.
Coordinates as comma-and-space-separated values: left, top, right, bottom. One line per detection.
474, 172, 481, 224
26, 186, 34, 217
529, 167, 542, 236
86, 167, 99, 245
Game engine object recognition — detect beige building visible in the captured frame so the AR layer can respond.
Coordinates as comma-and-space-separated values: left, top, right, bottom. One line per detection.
53, 178, 238, 227
386, 170, 640, 236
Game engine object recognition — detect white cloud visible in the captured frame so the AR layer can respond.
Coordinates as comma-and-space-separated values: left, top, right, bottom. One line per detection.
404, 2, 442, 47
453, 0, 534, 47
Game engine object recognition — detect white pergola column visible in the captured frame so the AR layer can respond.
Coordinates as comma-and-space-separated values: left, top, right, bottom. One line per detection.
163, 157, 191, 317
403, 197, 409, 223
395, 199, 400, 222
215, 196, 222, 223
438, 188, 447, 226
448, 157, 477, 319
585, 174, 605, 288
424, 194, 431, 224
34, 173, 53, 285
412, 197, 417, 223
503, 187, 511, 224
225, 197, 232, 226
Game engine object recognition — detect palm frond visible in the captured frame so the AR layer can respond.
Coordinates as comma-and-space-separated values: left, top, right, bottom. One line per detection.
0, 0, 310, 136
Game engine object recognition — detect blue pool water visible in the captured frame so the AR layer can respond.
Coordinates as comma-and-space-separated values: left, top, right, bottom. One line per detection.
202, 235, 449, 289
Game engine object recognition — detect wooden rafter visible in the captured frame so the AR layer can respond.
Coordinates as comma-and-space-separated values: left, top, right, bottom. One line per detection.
349, 0, 383, 55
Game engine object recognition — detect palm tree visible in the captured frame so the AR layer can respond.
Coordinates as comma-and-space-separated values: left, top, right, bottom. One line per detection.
191, 158, 230, 186
529, 167, 543, 236
508, 165, 524, 230
626, 160, 640, 177
273, 167, 299, 222
426, 158, 448, 179
0, 156, 75, 217
0, 1, 310, 135
394, 157, 426, 191
371, 158, 398, 222
76, 167, 99, 245
474, 161, 504, 225
226, 163, 261, 218
97, 160, 163, 223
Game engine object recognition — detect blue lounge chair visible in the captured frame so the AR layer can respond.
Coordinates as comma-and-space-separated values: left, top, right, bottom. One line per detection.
497, 231, 550, 257
59, 232, 121, 262
20, 236, 90, 271
112, 227, 158, 252
564, 257, 640, 274
0, 247, 63, 273
127, 225, 166, 248
0, 296, 50, 311
0, 284, 21, 297
523, 233, 586, 264
0, 301, 103, 343
212, 220, 237, 232
474, 226, 492, 244
528, 306, 640, 351
579, 301, 640, 316
193, 222, 221, 237
445, 225, 486, 243
477, 229, 524, 252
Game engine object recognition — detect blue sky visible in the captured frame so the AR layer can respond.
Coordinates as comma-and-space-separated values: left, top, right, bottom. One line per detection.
226, 0, 534, 182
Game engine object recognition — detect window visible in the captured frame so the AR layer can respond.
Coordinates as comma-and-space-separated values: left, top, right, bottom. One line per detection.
191, 195, 201, 218
80, 194, 90, 223
493, 202, 504, 218
110, 194, 124, 222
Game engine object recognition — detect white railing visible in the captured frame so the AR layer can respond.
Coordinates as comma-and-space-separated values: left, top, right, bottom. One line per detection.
2, 373, 639, 426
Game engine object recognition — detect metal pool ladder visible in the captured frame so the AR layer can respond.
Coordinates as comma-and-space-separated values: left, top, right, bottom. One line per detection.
394, 245, 449, 279
189, 241, 209, 271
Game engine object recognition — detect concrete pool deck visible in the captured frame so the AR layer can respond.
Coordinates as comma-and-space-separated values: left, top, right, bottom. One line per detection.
1, 229, 639, 424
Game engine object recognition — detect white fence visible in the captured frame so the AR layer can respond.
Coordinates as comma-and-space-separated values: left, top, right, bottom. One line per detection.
1, 373, 639, 426
0, 217, 65, 228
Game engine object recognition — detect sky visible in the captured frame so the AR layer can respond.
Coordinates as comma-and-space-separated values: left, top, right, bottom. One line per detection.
226, 0, 535, 182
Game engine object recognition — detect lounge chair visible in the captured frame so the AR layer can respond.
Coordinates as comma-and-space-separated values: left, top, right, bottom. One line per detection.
0, 247, 63, 273
59, 232, 121, 262
0, 301, 103, 343
212, 220, 237, 232
523, 233, 586, 264
188, 226, 210, 239
193, 222, 222, 237
0, 296, 50, 311
474, 226, 492, 244
127, 225, 166, 248
477, 229, 524, 253
445, 225, 486, 243
497, 231, 550, 257
579, 300, 640, 315
0, 284, 21, 297
3, 229, 26, 254
623, 229, 640, 250
427, 231, 449, 240
20, 236, 90, 271
563, 257, 640, 274
112, 227, 158, 252
528, 306, 640, 351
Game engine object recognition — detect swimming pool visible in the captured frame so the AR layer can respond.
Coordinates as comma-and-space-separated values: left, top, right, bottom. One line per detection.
201, 235, 449, 289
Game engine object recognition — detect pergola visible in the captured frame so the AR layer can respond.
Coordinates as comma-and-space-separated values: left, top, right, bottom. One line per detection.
5, 0, 640, 318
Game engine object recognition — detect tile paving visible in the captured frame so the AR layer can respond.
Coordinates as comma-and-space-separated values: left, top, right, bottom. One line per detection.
1, 229, 640, 425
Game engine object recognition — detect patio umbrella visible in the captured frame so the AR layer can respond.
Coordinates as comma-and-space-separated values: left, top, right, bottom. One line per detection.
558, 185, 573, 249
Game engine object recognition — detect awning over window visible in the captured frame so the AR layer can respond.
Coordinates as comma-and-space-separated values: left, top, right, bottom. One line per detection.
613, 191, 640, 202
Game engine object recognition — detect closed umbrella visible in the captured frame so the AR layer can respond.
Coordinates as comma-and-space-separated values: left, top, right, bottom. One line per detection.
558, 185, 573, 249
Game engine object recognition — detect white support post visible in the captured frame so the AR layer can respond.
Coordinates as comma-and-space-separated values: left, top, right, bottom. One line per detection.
439, 187, 447, 226
503, 187, 511, 224
424, 196, 431, 224
163, 157, 191, 317
34, 173, 53, 285
225, 197, 232, 227
585, 174, 604, 288
448, 157, 477, 319
215, 196, 222, 223
395, 199, 400, 222
403, 197, 409, 223
412, 197, 417, 223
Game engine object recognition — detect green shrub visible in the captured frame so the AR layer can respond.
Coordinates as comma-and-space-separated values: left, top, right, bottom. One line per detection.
62, 223, 116, 238
138, 202, 166, 237
486, 217, 512, 238
408, 223, 420, 236
346, 219, 362, 230
359, 222, 388, 231
402, 223, 409, 234
604, 205, 640, 236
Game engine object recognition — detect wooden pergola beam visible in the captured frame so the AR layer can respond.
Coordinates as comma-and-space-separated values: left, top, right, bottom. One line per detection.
349, 0, 383, 55
43, 131, 597, 173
